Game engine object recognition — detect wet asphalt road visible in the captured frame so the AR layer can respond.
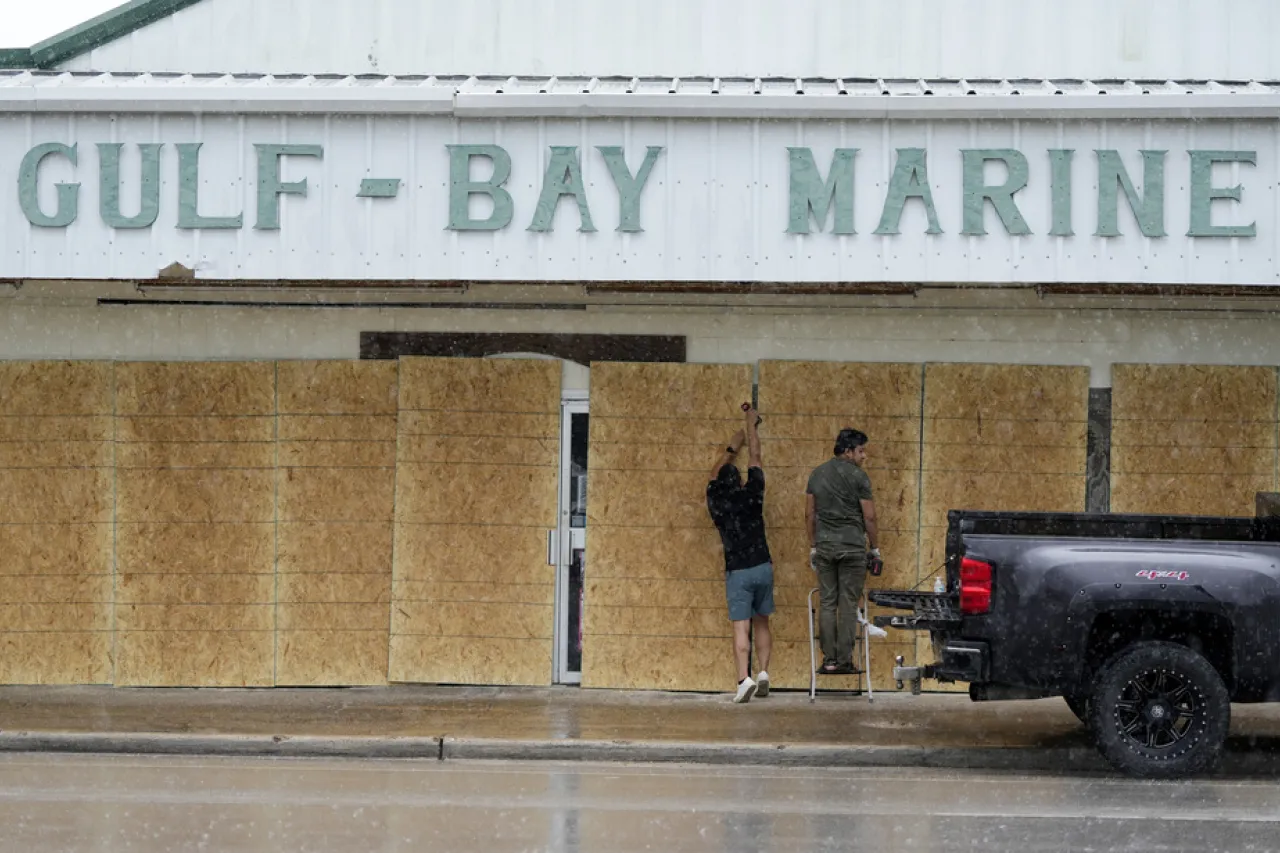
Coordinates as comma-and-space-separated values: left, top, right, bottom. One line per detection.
1, 753, 1277, 853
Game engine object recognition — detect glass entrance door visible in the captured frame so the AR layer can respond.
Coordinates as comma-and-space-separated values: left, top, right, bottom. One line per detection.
554, 397, 588, 684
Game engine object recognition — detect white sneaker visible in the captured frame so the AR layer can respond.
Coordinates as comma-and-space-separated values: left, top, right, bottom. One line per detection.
733, 676, 758, 704
755, 671, 770, 698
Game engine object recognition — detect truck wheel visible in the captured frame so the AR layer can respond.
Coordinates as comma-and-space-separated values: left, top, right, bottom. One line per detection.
1088, 641, 1229, 779
1064, 693, 1091, 725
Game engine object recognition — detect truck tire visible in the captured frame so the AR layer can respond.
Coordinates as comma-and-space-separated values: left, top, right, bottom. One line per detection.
1064, 694, 1091, 725
1088, 641, 1229, 779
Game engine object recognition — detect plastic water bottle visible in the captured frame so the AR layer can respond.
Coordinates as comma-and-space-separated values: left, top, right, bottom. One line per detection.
933, 576, 946, 594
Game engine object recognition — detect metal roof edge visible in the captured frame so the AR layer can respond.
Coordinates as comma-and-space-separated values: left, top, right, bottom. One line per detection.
27, 0, 207, 68
0, 49, 33, 69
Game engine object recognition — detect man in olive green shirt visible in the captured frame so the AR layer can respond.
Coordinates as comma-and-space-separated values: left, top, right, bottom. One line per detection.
805, 428, 881, 675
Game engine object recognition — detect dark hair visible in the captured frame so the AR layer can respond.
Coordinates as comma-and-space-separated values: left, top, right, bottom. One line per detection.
833, 428, 868, 456
715, 463, 740, 485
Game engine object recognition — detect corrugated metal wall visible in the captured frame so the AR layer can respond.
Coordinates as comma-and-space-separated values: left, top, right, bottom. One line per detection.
2, 114, 1275, 285
56, 0, 1280, 81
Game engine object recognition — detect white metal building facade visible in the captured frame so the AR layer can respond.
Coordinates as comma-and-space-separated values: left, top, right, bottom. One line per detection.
3, 0, 1280, 691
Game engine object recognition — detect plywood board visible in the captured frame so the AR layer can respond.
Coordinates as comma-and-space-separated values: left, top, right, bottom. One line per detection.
0, 633, 112, 684
1111, 364, 1279, 515
277, 522, 393, 575
274, 360, 396, 687
582, 362, 752, 690
0, 415, 112, 442
116, 522, 274, 575
278, 440, 396, 468
276, 360, 399, 415
277, 468, 395, 522
116, 469, 275, 523
1111, 474, 1272, 518
924, 364, 1090, 421
279, 414, 399, 442
398, 357, 560, 413
390, 357, 560, 687
115, 361, 275, 416
113, 361, 277, 688
0, 361, 114, 686
277, 631, 388, 686
758, 361, 923, 418
1111, 364, 1277, 422
590, 362, 752, 419
388, 635, 552, 686
0, 361, 113, 415
114, 630, 274, 686
920, 363, 1089, 601
116, 415, 275, 443
395, 463, 557, 526
751, 361, 924, 696
0, 523, 111, 576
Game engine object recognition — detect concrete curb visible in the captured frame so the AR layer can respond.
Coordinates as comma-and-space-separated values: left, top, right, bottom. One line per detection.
0, 732, 1274, 777
0, 731, 1104, 771
441, 737, 1110, 772
0, 733, 443, 759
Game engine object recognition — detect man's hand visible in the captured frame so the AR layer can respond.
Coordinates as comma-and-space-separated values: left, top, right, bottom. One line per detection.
743, 406, 761, 428
809, 548, 818, 572
867, 548, 884, 577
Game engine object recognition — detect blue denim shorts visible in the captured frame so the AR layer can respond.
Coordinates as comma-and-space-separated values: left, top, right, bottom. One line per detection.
725, 561, 776, 622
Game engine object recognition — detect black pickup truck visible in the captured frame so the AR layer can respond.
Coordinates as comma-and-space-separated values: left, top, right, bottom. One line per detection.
870, 506, 1280, 778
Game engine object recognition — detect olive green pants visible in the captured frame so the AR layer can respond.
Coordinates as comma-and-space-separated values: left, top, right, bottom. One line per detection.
815, 546, 867, 668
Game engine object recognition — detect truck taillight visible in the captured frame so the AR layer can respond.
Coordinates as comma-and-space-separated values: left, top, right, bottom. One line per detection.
959, 557, 993, 615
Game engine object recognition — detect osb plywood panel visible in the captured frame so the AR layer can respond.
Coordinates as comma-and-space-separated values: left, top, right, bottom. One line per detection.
924, 364, 1090, 421
0, 634, 113, 685
397, 357, 560, 413
115, 631, 275, 687
590, 363, 751, 419
388, 636, 552, 686
756, 362, 924, 695
583, 362, 752, 691
759, 362, 922, 418
390, 357, 559, 687
277, 360, 398, 415
0, 361, 113, 685
921, 363, 1089, 593
113, 361, 276, 688
277, 523, 393, 575
275, 360, 396, 687
1111, 364, 1277, 422
116, 416, 275, 443
1111, 475, 1274, 518
278, 631, 388, 686
114, 362, 275, 416
0, 361, 113, 415
1110, 364, 1278, 516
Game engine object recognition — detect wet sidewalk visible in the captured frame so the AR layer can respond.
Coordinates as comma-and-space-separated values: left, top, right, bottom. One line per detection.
2, 684, 1280, 775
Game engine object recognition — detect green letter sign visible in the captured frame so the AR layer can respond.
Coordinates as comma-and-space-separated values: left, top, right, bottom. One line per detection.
254, 144, 323, 230
97, 143, 162, 230
446, 144, 514, 231
1096, 149, 1166, 238
961, 149, 1030, 236
787, 147, 857, 235
529, 146, 596, 233
18, 142, 80, 228
875, 149, 942, 235
598, 146, 663, 233
1187, 150, 1256, 238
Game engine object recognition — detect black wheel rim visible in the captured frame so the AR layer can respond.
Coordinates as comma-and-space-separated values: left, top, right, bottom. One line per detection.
1113, 667, 1202, 752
